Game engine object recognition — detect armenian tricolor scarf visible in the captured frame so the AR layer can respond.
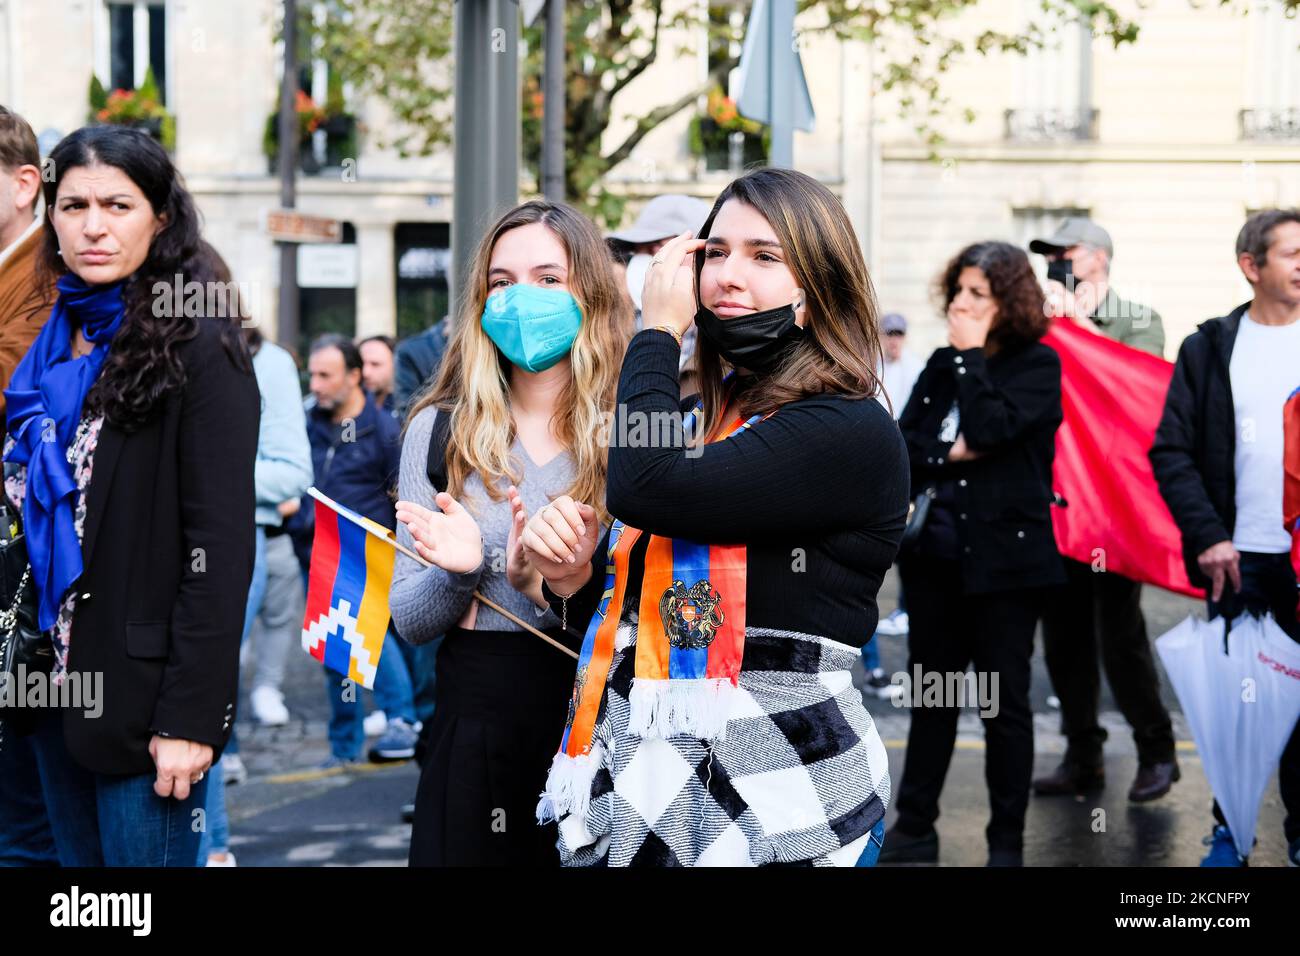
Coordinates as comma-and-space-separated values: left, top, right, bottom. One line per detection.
539, 397, 765, 822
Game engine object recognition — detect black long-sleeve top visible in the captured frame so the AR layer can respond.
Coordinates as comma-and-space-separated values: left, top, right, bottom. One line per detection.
543, 329, 909, 648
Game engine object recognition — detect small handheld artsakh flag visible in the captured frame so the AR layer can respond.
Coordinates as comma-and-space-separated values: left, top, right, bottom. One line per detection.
300, 487, 396, 689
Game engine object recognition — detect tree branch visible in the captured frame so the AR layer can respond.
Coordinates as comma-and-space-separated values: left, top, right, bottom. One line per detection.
607, 0, 663, 101
600, 55, 736, 173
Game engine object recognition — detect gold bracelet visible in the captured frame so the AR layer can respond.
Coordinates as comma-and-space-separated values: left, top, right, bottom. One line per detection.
650, 324, 683, 347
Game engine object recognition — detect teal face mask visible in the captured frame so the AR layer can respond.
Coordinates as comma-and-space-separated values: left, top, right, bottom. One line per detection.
480, 284, 583, 373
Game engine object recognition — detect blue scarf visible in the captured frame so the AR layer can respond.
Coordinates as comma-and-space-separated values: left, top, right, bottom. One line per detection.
4, 274, 126, 630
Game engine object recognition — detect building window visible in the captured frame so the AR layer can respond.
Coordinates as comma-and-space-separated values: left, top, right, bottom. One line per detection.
270, 2, 358, 175
1005, 2, 1095, 142
395, 224, 452, 342
298, 221, 358, 360
103, 1, 167, 103
691, 3, 767, 173
1241, 0, 1300, 140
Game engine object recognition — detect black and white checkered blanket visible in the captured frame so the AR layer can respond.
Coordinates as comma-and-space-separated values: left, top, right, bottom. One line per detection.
549, 625, 891, 866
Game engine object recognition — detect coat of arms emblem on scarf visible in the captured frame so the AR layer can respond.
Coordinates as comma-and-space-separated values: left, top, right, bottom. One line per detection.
658, 579, 725, 649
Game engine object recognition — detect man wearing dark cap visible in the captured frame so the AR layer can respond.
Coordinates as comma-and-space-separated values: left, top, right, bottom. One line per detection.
1030, 217, 1178, 803
1030, 217, 1164, 354
609, 194, 712, 393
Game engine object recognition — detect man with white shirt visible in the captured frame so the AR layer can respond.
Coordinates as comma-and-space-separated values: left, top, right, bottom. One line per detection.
1151, 208, 1300, 867
0, 105, 56, 866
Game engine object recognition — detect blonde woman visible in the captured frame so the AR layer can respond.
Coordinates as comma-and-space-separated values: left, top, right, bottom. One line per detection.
389, 200, 629, 866
523, 168, 909, 866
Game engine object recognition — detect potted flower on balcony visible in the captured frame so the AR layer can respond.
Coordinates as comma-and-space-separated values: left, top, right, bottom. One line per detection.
687, 86, 768, 172
88, 68, 176, 151
264, 90, 326, 174
318, 72, 358, 168
263, 77, 358, 174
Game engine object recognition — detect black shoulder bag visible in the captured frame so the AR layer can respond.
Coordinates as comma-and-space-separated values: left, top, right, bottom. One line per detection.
0, 499, 54, 746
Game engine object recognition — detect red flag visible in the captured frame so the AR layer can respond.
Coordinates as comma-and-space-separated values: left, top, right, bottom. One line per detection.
1284, 386, 1300, 606
1042, 318, 1204, 598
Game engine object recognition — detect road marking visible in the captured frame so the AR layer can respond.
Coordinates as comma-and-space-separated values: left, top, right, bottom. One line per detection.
266, 760, 412, 785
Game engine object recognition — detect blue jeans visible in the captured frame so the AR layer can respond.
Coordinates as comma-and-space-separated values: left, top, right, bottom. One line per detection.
0, 733, 58, 866
856, 819, 886, 867
241, 525, 270, 646
325, 627, 417, 760
196, 756, 230, 860
28, 714, 208, 866
861, 636, 881, 671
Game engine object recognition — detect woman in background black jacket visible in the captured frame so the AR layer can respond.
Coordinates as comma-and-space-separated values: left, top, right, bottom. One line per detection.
881, 241, 1064, 868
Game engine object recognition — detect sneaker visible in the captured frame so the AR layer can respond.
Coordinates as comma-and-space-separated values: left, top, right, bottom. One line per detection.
369, 717, 418, 762
222, 754, 247, 786
1199, 825, 1247, 867
363, 709, 388, 737
401, 803, 416, 824
205, 851, 238, 867
1287, 836, 1299, 868
249, 685, 290, 726
866, 667, 904, 701
875, 608, 909, 637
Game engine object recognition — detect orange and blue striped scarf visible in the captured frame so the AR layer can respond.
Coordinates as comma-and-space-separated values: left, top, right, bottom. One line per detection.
540, 396, 765, 820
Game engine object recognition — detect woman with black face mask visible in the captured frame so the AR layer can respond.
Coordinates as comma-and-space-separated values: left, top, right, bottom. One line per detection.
518, 168, 910, 867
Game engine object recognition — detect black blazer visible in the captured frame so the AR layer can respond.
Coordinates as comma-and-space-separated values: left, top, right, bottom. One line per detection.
898, 341, 1065, 595
62, 316, 259, 775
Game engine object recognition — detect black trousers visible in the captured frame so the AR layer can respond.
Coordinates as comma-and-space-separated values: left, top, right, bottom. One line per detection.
1206, 551, 1300, 844
1040, 558, 1175, 768
894, 554, 1045, 853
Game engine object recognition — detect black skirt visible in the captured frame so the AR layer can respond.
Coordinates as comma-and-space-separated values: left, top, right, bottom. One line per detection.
408, 626, 578, 867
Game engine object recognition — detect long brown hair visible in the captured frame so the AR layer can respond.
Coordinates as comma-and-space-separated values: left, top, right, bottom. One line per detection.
406, 200, 631, 526
691, 168, 885, 443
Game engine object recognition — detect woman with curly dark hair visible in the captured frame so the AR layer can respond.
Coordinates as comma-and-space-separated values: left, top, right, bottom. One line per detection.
880, 240, 1064, 868
2, 125, 258, 865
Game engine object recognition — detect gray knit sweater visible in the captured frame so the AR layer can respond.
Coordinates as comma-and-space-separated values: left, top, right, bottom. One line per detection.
389, 406, 581, 644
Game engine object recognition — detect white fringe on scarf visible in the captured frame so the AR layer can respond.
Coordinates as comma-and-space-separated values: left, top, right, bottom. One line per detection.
627, 676, 734, 742
536, 741, 605, 824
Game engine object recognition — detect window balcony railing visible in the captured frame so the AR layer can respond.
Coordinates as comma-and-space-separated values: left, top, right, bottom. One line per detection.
1239, 108, 1300, 142
1004, 108, 1099, 143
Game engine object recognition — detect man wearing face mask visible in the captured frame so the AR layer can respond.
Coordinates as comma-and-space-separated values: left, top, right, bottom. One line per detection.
1029, 218, 1177, 803
608, 194, 711, 383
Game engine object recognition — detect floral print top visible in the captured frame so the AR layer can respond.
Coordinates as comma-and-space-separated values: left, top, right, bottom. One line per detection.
4, 415, 105, 684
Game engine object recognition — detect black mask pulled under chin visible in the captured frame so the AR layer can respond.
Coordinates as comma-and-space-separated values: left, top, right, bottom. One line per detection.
694, 301, 805, 374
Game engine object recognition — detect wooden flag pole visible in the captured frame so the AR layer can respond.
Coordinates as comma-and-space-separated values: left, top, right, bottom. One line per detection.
308, 486, 582, 661
389, 528, 580, 661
